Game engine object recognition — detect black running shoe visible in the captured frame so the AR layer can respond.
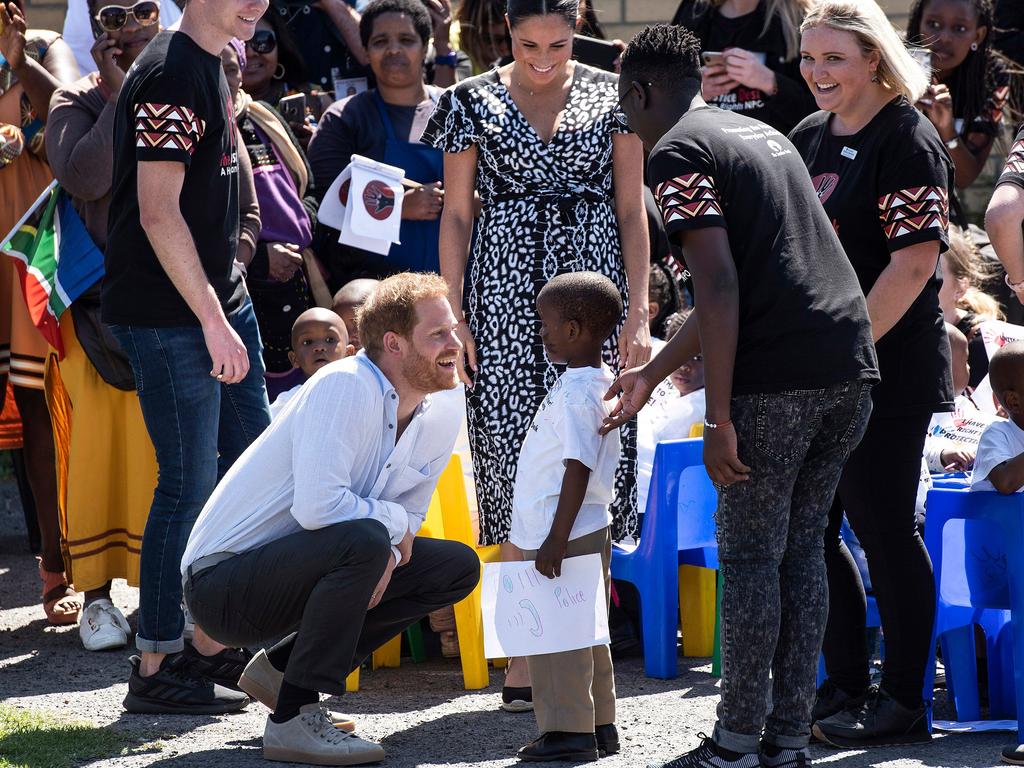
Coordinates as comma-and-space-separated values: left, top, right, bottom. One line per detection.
812, 686, 931, 748
812, 678, 856, 723
1002, 744, 1024, 765
648, 735, 760, 768
123, 653, 249, 714
183, 643, 252, 690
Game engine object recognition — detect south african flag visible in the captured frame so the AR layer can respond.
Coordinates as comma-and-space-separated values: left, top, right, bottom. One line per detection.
1, 181, 104, 357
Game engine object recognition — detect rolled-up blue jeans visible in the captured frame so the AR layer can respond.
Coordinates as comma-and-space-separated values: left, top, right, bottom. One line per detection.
109, 296, 271, 653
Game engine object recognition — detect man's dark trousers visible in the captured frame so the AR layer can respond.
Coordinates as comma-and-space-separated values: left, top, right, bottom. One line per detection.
183, 518, 480, 694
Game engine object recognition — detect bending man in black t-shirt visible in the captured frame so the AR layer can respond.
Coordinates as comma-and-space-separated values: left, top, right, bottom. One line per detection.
601, 24, 878, 768
102, 0, 273, 714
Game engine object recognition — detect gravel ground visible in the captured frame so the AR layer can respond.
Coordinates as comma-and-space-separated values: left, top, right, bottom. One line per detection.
0, 486, 1011, 768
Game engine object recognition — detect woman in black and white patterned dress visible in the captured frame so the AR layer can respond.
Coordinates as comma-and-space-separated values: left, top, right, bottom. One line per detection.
420, 0, 650, 552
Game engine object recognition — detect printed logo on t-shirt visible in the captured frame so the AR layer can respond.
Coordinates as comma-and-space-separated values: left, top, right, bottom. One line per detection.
811, 173, 839, 204
1001, 139, 1024, 177
220, 150, 239, 177
654, 174, 723, 224
710, 87, 765, 113
765, 139, 791, 158
877, 187, 949, 243
362, 180, 396, 220
134, 103, 206, 155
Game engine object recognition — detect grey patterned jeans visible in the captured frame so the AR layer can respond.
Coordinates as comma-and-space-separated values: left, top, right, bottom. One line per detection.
712, 380, 873, 754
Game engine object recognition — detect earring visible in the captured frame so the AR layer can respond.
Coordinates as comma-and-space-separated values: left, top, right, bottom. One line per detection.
273, 63, 286, 80
970, 42, 979, 51
870, 71, 879, 83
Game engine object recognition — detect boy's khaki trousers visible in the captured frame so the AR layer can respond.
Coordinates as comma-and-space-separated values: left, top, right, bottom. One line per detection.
521, 526, 616, 734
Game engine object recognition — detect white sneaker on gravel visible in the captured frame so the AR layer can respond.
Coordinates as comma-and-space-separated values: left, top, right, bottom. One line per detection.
263, 704, 384, 765
79, 599, 130, 651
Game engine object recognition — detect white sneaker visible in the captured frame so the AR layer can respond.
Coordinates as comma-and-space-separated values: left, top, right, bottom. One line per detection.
79, 599, 130, 651
263, 705, 385, 765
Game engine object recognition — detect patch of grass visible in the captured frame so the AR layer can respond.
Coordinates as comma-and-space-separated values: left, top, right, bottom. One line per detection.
0, 705, 160, 768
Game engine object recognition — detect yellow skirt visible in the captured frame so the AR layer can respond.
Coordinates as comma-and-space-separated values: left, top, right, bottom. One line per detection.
46, 315, 157, 591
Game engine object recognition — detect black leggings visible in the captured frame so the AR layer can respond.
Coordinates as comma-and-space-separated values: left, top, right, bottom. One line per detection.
822, 411, 935, 707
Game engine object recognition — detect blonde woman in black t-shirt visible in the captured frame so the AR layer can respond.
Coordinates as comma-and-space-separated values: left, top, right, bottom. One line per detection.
671, 0, 817, 133
789, 0, 953, 749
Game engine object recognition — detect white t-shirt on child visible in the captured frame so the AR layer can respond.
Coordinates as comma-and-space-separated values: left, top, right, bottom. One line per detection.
510, 364, 622, 550
970, 418, 1024, 492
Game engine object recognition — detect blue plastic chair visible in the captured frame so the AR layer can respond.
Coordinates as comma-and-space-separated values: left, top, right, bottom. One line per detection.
923, 489, 1022, 738
817, 596, 881, 686
611, 438, 718, 679
931, 472, 970, 489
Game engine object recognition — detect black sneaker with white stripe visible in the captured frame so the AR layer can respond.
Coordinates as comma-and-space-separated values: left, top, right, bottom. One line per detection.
123, 653, 250, 714
759, 742, 810, 768
182, 643, 252, 690
648, 735, 760, 768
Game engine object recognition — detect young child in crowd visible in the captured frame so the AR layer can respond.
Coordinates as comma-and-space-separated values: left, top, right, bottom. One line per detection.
270, 308, 354, 418
510, 272, 623, 763
636, 309, 707, 516
971, 341, 1024, 493
332, 278, 380, 351
925, 324, 989, 474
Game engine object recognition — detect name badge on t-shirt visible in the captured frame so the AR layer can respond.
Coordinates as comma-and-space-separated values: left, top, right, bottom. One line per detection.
841, 146, 858, 160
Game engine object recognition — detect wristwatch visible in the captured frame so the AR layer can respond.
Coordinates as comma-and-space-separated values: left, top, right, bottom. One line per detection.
944, 136, 960, 150
434, 51, 459, 68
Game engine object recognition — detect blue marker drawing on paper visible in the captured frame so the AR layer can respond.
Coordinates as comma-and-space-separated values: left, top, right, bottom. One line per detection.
502, 575, 514, 594
519, 599, 543, 637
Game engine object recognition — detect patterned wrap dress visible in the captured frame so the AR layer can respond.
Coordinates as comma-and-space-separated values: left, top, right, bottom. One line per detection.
421, 63, 638, 544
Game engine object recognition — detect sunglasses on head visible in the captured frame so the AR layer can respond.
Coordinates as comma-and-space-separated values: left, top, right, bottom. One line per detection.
95, 1, 159, 32
245, 29, 277, 55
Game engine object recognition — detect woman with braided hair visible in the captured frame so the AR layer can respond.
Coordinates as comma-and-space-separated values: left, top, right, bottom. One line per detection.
908, 0, 1017, 191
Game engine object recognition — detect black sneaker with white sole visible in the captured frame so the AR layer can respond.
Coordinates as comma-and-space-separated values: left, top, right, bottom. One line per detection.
1002, 744, 1024, 765
182, 643, 252, 690
123, 653, 250, 714
758, 742, 809, 768
648, 735, 760, 768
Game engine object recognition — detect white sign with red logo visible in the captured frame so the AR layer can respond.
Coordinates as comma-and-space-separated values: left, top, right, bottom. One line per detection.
317, 154, 405, 255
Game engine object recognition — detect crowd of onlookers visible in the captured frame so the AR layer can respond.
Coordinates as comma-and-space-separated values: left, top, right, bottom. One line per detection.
3, 0, 1024, 763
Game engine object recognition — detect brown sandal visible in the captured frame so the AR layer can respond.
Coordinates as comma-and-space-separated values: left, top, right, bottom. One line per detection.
39, 559, 82, 625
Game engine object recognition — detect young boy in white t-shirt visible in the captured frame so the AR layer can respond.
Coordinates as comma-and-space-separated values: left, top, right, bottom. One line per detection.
971, 341, 1024, 493
510, 272, 623, 764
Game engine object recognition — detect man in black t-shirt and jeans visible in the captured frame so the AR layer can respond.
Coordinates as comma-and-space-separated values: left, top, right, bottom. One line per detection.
103, 0, 273, 714
602, 25, 878, 768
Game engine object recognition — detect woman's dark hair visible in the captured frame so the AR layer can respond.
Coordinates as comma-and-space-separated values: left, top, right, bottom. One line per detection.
577, 0, 606, 39
506, 0, 578, 29
266, 2, 311, 86
907, 0, 1015, 131
359, 0, 433, 48
648, 261, 682, 339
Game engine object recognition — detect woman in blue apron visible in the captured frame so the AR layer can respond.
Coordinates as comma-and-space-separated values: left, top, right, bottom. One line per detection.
308, 0, 446, 286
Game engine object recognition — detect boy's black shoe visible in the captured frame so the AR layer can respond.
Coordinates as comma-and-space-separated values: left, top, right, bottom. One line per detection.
123, 653, 250, 714
811, 678, 856, 722
518, 732, 599, 762
183, 643, 252, 690
812, 686, 931, 748
596, 723, 619, 757
1002, 744, 1024, 765
647, 735, 759, 768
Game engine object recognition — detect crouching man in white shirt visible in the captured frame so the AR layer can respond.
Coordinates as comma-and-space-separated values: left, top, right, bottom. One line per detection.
180, 273, 479, 766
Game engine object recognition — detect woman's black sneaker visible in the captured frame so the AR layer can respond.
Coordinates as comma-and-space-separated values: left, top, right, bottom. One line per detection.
1002, 744, 1024, 765
183, 643, 252, 690
123, 653, 250, 714
811, 678, 855, 722
812, 687, 931, 748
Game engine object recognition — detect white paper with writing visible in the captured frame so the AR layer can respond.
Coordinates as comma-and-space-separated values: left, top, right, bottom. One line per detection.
481, 554, 609, 658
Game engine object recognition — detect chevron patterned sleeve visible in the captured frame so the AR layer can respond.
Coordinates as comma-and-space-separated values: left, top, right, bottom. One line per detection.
997, 130, 1024, 191
877, 186, 949, 250
653, 173, 725, 233
134, 102, 207, 163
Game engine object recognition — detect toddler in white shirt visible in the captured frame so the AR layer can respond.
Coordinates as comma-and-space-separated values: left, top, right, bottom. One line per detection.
510, 272, 623, 763
971, 342, 1024, 493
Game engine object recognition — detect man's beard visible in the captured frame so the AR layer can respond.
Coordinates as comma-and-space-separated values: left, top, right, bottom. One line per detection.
401, 347, 458, 394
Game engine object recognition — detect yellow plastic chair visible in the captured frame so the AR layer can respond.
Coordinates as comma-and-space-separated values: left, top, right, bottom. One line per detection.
678, 421, 717, 657
345, 455, 492, 691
